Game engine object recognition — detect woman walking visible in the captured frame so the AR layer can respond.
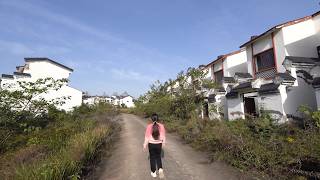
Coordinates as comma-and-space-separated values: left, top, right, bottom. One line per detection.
143, 113, 166, 178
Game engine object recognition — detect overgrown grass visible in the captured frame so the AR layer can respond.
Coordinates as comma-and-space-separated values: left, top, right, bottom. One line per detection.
163, 115, 320, 179
15, 124, 111, 180
0, 103, 119, 180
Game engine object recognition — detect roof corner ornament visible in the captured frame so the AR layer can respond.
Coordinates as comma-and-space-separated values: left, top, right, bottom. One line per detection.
273, 76, 282, 85
283, 59, 292, 71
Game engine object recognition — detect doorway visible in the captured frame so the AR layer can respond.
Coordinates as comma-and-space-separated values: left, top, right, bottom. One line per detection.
203, 102, 209, 118
244, 97, 257, 117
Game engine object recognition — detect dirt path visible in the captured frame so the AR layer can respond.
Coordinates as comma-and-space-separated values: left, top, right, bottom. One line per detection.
95, 114, 248, 180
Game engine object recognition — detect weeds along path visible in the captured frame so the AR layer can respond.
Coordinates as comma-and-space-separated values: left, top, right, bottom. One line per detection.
92, 114, 247, 180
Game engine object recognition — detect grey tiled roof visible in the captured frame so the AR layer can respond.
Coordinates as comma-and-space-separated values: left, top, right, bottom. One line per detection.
285, 56, 320, 65
13, 72, 31, 77
223, 77, 235, 83
1, 74, 14, 79
275, 73, 296, 82
258, 83, 280, 94
217, 87, 226, 92
226, 91, 238, 98
235, 72, 253, 79
232, 82, 252, 91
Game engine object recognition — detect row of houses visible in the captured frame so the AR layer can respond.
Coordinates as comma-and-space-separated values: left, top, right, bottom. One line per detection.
83, 92, 135, 108
0, 58, 83, 111
0, 58, 136, 111
196, 11, 320, 122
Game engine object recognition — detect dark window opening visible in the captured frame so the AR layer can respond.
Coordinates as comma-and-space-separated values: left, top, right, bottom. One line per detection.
214, 70, 223, 84
255, 49, 275, 72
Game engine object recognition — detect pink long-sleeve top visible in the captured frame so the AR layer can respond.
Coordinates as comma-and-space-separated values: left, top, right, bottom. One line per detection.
143, 122, 166, 149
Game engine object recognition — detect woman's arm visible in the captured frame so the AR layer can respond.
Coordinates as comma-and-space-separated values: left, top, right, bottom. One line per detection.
161, 124, 166, 146
143, 125, 150, 149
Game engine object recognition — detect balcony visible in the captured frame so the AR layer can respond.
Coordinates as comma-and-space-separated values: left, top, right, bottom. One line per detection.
255, 67, 277, 79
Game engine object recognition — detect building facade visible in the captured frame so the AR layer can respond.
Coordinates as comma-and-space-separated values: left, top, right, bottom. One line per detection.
224, 11, 320, 121
0, 58, 82, 111
203, 49, 248, 119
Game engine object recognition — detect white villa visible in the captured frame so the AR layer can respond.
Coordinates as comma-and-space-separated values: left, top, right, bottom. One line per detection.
0, 57, 82, 111
202, 49, 249, 119
200, 11, 320, 122
83, 92, 135, 108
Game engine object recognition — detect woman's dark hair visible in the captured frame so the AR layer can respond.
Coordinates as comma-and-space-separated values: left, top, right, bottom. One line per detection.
151, 113, 160, 140
151, 113, 159, 122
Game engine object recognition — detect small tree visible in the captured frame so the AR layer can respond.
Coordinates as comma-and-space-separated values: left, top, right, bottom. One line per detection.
0, 77, 70, 132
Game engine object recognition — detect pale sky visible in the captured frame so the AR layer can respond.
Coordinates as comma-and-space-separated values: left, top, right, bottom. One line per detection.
0, 0, 318, 97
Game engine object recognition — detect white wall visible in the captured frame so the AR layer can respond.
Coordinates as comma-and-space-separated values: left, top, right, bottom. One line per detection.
226, 96, 245, 120
203, 66, 212, 79
48, 86, 82, 111
313, 14, 320, 41
252, 35, 273, 55
258, 93, 285, 121
224, 50, 248, 77
283, 19, 319, 59
284, 76, 317, 117
24, 61, 71, 80
245, 46, 254, 76
83, 97, 95, 105
213, 61, 223, 72
273, 30, 286, 73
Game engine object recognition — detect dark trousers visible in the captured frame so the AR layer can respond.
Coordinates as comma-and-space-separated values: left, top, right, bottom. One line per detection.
148, 143, 163, 173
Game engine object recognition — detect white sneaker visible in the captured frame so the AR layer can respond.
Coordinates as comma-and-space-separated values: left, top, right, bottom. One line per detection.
151, 171, 157, 178
158, 168, 165, 179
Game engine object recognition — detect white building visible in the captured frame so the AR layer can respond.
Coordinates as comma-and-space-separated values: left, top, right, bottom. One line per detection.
83, 92, 135, 108
202, 49, 248, 119
83, 96, 98, 105
83, 95, 113, 106
0, 58, 82, 111
119, 95, 135, 108
225, 11, 320, 121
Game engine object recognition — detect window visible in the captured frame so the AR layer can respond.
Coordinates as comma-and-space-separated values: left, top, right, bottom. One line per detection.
254, 49, 275, 72
214, 70, 223, 84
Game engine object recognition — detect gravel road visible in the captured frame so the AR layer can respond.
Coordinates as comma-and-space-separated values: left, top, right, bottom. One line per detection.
95, 114, 248, 180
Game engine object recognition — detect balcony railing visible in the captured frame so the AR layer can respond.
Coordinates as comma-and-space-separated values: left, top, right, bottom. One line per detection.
255, 67, 277, 79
